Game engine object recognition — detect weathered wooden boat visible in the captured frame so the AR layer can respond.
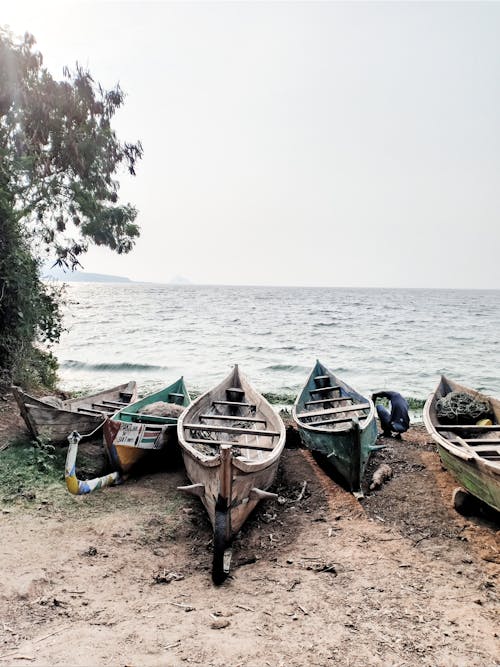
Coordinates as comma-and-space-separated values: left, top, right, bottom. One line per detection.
292, 360, 378, 495
423, 375, 500, 513
103, 377, 190, 474
177, 365, 286, 584
12, 381, 137, 444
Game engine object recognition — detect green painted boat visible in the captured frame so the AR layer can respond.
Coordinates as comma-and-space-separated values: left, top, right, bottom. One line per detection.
292, 360, 378, 495
103, 377, 191, 474
423, 375, 500, 513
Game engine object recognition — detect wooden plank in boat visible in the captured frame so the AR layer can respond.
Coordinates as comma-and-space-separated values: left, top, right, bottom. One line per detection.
305, 397, 354, 407
183, 423, 280, 437
91, 403, 115, 412
310, 385, 341, 394
200, 414, 266, 424
450, 438, 500, 445
77, 407, 106, 415
436, 425, 500, 432
212, 400, 255, 408
312, 415, 368, 427
468, 445, 500, 454
297, 403, 370, 420
119, 411, 176, 424
186, 438, 274, 452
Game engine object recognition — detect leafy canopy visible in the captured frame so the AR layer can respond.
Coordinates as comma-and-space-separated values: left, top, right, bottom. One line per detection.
0, 27, 143, 268
0, 28, 143, 388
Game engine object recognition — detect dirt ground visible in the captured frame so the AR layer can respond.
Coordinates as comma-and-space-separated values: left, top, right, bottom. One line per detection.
0, 398, 499, 667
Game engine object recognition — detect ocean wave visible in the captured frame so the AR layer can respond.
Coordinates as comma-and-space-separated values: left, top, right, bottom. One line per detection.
264, 364, 308, 372
60, 360, 168, 372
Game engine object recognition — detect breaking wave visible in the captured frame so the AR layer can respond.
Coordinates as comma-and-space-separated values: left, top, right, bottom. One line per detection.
60, 360, 168, 373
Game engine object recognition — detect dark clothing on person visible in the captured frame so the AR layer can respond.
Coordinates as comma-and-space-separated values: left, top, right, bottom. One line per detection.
372, 390, 410, 437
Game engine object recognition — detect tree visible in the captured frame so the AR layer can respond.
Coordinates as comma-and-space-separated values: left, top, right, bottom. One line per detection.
0, 28, 143, 386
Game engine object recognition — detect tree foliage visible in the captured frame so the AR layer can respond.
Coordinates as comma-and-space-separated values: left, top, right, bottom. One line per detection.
0, 27, 143, 267
0, 28, 143, 387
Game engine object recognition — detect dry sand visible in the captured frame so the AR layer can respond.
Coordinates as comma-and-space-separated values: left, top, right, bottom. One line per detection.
0, 402, 499, 667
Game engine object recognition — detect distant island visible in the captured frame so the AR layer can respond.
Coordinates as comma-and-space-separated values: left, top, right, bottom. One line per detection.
169, 275, 191, 285
43, 268, 132, 283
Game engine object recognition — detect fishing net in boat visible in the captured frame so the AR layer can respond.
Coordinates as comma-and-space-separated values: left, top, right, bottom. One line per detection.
436, 391, 491, 424
141, 402, 184, 417
188, 418, 255, 457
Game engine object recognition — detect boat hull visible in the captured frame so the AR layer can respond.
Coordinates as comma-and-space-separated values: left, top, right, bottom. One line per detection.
181, 447, 280, 535
437, 443, 500, 512
177, 366, 286, 582
104, 377, 190, 474
293, 360, 377, 493
298, 419, 378, 492
12, 382, 137, 445
423, 375, 500, 513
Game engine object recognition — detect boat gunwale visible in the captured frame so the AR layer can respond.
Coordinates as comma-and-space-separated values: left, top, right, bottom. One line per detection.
109, 376, 190, 424
13, 381, 138, 419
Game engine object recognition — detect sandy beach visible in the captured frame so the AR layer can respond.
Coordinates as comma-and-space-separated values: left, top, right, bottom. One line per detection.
0, 394, 498, 667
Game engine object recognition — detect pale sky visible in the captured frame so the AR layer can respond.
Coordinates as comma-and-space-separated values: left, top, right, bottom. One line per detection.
4, 1, 500, 288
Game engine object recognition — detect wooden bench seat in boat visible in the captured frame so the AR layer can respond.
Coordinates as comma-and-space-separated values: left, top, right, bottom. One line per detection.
183, 423, 280, 437
225, 387, 245, 402
313, 375, 331, 386
297, 403, 370, 420
168, 392, 185, 403
311, 415, 369, 427
450, 438, 500, 445
119, 411, 177, 424
310, 385, 341, 395
91, 403, 116, 412
436, 425, 500, 432
101, 399, 129, 407
462, 444, 500, 454
305, 396, 354, 407
185, 437, 274, 452
77, 407, 105, 416
200, 414, 266, 424
212, 400, 256, 409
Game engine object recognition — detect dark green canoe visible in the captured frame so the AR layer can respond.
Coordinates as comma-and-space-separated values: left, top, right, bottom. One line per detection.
293, 360, 378, 495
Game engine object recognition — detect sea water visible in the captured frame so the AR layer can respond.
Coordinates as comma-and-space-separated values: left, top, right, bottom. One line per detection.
53, 284, 500, 408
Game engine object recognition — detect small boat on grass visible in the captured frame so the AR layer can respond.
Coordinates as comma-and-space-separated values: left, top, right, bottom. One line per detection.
103, 377, 190, 474
292, 360, 378, 496
423, 375, 500, 514
12, 381, 137, 444
177, 365, 286, 584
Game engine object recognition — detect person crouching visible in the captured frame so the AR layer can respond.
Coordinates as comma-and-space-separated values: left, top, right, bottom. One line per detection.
371, 390, 410, 439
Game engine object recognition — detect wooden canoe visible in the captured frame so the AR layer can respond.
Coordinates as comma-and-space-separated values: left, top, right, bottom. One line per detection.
12, 381, 137, 444
423, 375, 500, 513
177, 365, 286, 584
292, 360, 378, 495
103, 377, 190, 474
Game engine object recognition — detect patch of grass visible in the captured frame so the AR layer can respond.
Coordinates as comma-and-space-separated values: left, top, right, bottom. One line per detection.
263, 391, 295, 405
0, 435, 66, 504
406, 396, 426, 409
